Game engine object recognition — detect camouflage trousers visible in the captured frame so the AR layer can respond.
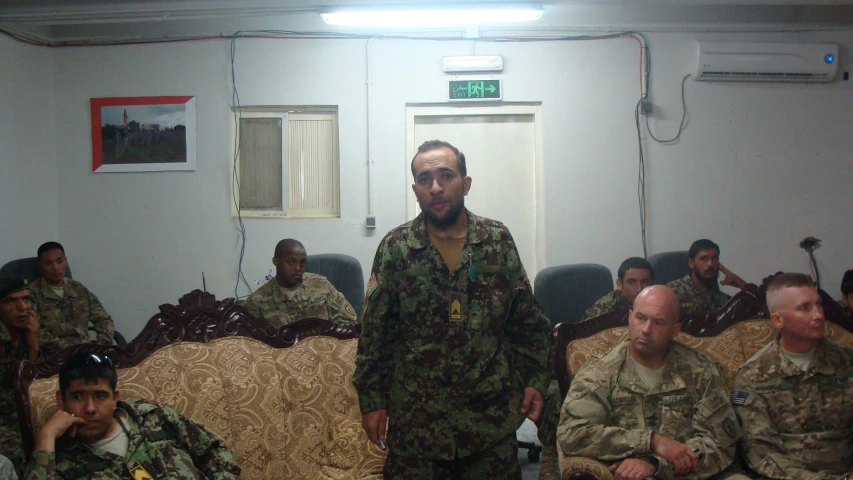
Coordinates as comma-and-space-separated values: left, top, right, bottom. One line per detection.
535, 380, 561, 480
384, 433, 521, 480
0, 419, 24, 478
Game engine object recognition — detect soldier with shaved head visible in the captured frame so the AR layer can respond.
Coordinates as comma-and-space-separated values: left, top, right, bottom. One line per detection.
558, 286, 747, 480
245, 239, 357, 326
734, 272, 853, 480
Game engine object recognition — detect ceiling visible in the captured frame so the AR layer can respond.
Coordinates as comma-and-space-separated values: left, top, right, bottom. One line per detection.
2, 0, 853, 45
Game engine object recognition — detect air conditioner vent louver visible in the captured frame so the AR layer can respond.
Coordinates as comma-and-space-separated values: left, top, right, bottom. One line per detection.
696, 42, 839, 83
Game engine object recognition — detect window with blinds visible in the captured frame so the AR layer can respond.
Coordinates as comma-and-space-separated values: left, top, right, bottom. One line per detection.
231, 107, 340, 218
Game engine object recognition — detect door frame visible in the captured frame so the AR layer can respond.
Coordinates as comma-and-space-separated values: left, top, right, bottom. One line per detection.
404, 102, 546, 273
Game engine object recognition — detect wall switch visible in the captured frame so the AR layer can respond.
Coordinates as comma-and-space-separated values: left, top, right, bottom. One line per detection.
366, 215, 376, 229
640, 100, 653, 115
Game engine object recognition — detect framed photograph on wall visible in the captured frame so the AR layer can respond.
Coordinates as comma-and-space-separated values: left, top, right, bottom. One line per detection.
90, 96, 196, 173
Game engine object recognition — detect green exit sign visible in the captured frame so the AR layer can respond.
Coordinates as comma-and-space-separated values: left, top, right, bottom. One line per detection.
448, 79, 502, 101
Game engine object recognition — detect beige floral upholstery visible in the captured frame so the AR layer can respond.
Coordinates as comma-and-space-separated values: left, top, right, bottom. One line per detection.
27, 336, 386, 480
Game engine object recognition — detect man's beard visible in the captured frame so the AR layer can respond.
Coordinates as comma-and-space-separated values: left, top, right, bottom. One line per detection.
694, 267, 720, 292
423, 199, 465, 227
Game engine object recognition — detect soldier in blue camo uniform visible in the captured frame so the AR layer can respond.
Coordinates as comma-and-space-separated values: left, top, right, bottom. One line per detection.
24, 351, 240, 480
667, 239, 746, 319
0, 275, 42, 477
354, 140, 551, 479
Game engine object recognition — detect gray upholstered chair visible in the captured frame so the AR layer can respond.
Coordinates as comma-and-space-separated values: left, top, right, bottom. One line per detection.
0, 257, 72, 280
533, 264, 614, 326
647, 250, 690, 286
306, 253, 365, 322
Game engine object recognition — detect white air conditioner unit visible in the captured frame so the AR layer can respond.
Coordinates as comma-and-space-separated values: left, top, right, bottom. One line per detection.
695, 42, 839, 83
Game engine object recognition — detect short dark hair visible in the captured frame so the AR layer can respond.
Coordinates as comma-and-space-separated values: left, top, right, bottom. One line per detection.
59, 352, 118, 396
767, 272, 815, 292
617, 257, 654, 281
37, 242, 65, 259
410, 140, 467, 178
841, 269, 853, 296
273, 239, 305, 259
688, 239, 720, 259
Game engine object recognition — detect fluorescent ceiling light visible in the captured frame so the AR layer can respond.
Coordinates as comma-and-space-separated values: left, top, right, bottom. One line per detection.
321, 5, 544, 27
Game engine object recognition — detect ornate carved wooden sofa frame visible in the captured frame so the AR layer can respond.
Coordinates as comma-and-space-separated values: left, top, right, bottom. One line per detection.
14, 290, 385, 479
553, 284, 853, 480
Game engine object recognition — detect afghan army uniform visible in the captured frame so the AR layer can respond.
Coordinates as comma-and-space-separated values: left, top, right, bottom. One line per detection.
558, 339, 741, 480
24, 399, 240, 480
28, 277, 114, 358
245, 272, 357, 326
667, 275, 730, 318
1, 322, 38, 477
734, 339, 853, 480
354, 210, 551, 478
583, 290, 629, 321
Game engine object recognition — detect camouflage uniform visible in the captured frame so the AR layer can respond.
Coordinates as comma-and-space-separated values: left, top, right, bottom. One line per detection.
354, 211, 551, 476
0, 322, 38, 476
667, 275, 730, 318
28, 278, 114, 358
583, 290, 628, 321
558, 339, 741, 479
24, 399, 240, 480
734, 339, 853, 480
245, 272, 357, 326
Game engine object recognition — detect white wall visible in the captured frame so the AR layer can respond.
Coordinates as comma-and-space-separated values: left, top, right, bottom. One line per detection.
37, 30, 853, 339
0, 36, 58, 261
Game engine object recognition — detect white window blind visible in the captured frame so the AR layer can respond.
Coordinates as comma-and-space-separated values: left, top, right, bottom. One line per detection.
232, 108, 339, 218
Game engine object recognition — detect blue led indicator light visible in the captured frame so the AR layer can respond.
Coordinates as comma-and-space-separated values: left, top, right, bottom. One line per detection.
825, 54, 835, 64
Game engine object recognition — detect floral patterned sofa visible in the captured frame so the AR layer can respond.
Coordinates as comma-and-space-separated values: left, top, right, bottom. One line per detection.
14, 290, 385, 479
553, 286, 853, 480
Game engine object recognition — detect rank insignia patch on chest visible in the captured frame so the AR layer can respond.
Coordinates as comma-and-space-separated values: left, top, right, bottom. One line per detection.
448, 292, 465, 323
130, 465, 155, 480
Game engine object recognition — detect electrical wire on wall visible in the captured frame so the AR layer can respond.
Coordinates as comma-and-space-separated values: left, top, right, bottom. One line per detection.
230, 34, 252, 298
645, 73, 691, 143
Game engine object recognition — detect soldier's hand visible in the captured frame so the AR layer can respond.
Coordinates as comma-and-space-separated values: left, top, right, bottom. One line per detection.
719, 264, 746, 289
520, 387, 543, 423
361, 409, 387, 449
609, 458, 656, 480
22, 310, 40, 354
650, 433, 698, 475
35, 410, 86, 453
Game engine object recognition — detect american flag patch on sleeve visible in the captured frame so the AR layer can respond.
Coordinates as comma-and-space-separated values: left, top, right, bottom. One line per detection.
731, 390, 749, 405
594, 386, 613, 413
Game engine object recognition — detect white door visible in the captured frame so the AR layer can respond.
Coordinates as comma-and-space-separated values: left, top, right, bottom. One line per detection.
405, 104, 545, 275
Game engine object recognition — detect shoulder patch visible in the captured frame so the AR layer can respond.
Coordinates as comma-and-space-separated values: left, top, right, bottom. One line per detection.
731, 390, 749, 405
366, 274, 377, 296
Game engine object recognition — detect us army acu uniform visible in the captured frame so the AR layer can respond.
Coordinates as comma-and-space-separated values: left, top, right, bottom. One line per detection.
734, 338, 853, 480
28, 277, 114, 358
24, 399, 240, 480
583, 290, 629, 321
354, 211, 551, 478
245, 272, 357, 326
558, 339, 741, 479
1, 320, 37, 476
667, 275, 730, 318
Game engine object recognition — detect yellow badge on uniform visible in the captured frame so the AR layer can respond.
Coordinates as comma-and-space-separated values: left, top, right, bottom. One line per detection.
448, 293, 465, 323
130, 465, 155, 480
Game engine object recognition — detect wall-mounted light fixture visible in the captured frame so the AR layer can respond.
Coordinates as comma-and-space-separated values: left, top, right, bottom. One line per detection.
320, 4, 544, 27
443, 55, 504, 73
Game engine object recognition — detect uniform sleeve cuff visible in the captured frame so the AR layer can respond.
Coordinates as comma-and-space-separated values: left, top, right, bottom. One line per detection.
33, 450, 54, 466
630, 429, 654, 455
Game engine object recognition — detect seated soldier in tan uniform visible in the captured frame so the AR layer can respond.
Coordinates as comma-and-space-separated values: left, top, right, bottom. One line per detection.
245, 239, 357, 326
28, 242, 115, 357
